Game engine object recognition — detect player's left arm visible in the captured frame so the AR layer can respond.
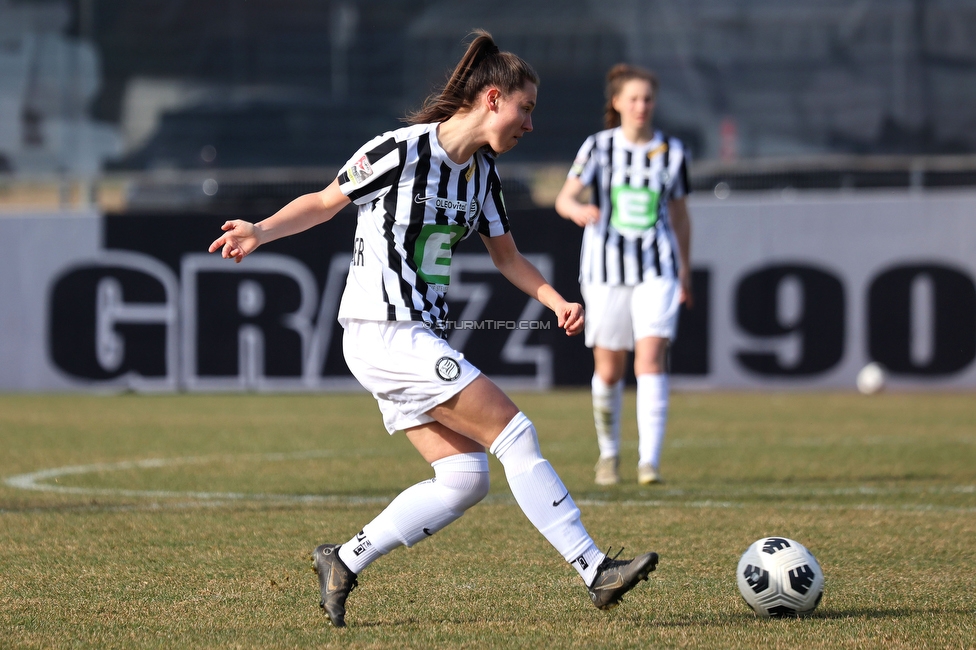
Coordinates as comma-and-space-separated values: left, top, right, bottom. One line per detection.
481, 232, 584, 336
669, 196, 693, 308
209, 179, 350, 263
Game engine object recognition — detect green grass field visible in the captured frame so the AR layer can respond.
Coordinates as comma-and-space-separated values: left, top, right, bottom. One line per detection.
1, 391, 974, 649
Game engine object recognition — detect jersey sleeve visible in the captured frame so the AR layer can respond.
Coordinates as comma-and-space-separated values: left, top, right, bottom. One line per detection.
336, 133, 401, 205
567, 135, 598, 186
669, 140, 691, 200
476, 157, 510, 237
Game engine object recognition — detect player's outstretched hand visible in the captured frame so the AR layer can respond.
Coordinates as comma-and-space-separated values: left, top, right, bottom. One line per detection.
208, 220, 261, 263
557, 302, 585, 336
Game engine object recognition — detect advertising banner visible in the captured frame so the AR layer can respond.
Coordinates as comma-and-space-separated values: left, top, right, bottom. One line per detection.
1, 189, 974, 391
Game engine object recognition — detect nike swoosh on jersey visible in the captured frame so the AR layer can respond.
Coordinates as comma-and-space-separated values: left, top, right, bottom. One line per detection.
414, 194, 435, 203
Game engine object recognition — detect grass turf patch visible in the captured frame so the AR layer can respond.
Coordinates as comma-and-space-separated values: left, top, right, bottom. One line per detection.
1, 391, 975, 648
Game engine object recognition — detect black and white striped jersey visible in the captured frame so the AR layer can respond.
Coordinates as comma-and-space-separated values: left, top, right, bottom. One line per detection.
569, 127, 690, 286
336, 122, 509, 325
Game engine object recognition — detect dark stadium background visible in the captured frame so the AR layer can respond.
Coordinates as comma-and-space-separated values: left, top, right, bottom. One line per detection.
2, 0, 975, 389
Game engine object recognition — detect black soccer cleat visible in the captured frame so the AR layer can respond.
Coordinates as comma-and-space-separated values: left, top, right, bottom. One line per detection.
311, 543, 358, 627
587, 548, 659, 610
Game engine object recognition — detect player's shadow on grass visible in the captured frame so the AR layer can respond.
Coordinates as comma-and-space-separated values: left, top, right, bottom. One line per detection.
342, 615, 496, 629
640, 607, 957, 628
803, 607, 962, 620
327, 605, 967, 630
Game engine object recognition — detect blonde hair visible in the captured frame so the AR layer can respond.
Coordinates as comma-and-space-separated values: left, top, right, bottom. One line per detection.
407, 30, 539, 124
604, 63, 659, 129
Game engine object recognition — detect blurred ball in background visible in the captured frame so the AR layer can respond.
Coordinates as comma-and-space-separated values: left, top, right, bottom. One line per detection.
856, 362, 886, 395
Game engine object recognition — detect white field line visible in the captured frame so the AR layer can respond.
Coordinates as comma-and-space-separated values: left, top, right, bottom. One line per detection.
573, 499, 976, 514
4, 452, 976, 514
2, 451, 390, 505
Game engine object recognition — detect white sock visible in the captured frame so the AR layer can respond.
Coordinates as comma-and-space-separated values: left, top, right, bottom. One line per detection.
637, 374, 669, 469
592, 375, 623, 459
337, 452, 489, 574
490, 412, 604, 585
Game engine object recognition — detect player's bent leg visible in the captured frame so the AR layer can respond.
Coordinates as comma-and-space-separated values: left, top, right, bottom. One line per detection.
335, 451, 490, 575
337, 451, 490, 572
316, 424, 490, 627
405, 418, 487, 463
426, 374, 520, 447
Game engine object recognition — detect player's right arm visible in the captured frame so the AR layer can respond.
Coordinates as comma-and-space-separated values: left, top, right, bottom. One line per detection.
555, 176, 600, 227
555, 136, 601, 227
668, 196, 693, 308
209, 178, 350, 263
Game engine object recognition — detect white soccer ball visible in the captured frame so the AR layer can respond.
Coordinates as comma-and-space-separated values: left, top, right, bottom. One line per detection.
856, 362, 886, 395
736, 537, 824, 618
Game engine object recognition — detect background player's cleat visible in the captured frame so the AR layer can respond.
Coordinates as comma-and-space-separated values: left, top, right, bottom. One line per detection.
588, 548, 659, 610
637, 463, 662, 485
594, 456, 620, 485
312, 544, 358, 627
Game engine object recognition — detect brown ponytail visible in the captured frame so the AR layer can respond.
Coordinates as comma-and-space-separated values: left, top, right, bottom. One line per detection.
407, 30, 539, 124
604, 63, 659, 129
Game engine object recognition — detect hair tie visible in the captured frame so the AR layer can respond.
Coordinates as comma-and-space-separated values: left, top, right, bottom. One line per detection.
474, 43, 499, 69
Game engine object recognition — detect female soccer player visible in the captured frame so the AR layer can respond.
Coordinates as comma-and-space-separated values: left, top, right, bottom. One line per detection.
555, 64, 693, 487
209, 31, 657, 628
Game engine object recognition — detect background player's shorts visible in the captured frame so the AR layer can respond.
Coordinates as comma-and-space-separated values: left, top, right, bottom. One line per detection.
581, 276, 681, 350
342, 319, 481, 434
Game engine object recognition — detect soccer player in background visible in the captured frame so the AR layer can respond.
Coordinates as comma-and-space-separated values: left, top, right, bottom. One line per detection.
209, 31, 658, 628
555, 64, 693, 486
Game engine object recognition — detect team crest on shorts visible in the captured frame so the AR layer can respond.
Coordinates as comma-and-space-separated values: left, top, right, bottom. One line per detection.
435, 356, 461, 382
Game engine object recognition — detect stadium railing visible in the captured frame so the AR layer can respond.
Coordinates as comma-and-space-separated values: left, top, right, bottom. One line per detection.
3, 155, 976, 214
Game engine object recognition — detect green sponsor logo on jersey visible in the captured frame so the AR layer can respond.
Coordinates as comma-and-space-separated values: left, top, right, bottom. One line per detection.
610, 186, 659, 234
413, 224, 467, 286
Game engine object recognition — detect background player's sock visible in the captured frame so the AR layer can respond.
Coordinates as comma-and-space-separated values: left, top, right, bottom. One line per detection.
592, 375, 623, 459
637, 373, 669, 470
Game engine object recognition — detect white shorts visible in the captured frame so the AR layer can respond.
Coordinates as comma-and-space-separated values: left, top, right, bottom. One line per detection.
342, 319, 481, 434
581, 277, 681, 351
